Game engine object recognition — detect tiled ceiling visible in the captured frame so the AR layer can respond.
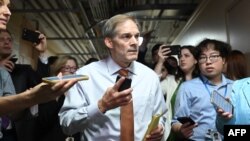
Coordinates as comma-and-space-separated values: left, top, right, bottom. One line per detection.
10, 0, 203, 66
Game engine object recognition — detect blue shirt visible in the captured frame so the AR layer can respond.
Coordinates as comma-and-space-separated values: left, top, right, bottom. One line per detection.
172, 75, 233, 141
216, 77, 250, 133
59, 56, 167, 141
0, 67, 15, 97
0, 67, 16, 139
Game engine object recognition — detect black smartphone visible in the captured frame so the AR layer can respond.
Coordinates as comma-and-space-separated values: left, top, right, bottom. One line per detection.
9, 57, 18, 63
116, 76, 132, 92
22, 28, 41, 44
163, 45, 181, 55
177, 117, 195, 125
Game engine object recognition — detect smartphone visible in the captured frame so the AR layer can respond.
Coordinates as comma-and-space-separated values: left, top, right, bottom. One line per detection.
177, 117, 195, 125
211, 90, 233, 114
9, 57, 18, 63
22, 28, 41, 44
162, 45, 181, 55
42, 74, 89, 84
116, 76, 132, 92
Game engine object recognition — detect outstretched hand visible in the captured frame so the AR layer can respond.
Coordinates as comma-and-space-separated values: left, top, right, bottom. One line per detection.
27, 79, 78, 104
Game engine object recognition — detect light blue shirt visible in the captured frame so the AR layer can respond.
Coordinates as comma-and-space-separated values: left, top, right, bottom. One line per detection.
172, 75, 233, 141
0, 67, 16, 139
0, 67, 15, 97
59, 56, 167, 141
216, 77, 250, 133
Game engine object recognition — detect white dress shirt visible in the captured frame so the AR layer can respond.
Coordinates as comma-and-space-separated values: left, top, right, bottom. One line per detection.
59, 56, 167, 141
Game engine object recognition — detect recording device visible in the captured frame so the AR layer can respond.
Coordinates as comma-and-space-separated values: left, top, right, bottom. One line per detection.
22, 28, 41, 44
143, 109, 168, 140
177, 116, 195, 125
116, 76, 132, 92
211, 90, 233, 114
162, 45, 181, 55
42, 74, 89, 84
9, 57, 18, 63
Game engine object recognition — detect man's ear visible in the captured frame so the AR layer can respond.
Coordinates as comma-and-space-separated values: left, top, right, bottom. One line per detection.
104, 37, 113, 49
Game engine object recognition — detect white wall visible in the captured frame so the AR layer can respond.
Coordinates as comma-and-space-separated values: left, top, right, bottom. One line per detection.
173, 0, 250, 74
172, 0, 233, 46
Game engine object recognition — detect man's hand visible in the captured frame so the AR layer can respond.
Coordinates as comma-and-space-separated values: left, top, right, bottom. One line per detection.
217, 108, 233, 119
0, 55, 15, 72
145, 125, 164, 141
98, 77, 133, 113
178, 122, 197, 139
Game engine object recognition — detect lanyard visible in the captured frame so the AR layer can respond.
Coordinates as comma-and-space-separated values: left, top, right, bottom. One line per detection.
200, 76, 227, 96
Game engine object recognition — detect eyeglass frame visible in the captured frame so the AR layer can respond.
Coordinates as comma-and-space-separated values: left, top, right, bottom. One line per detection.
198, 54, 221, 64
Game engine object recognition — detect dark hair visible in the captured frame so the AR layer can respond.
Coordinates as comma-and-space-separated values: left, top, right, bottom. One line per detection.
175, 45, 200, 81
85, 57, 99, 65
48, 56, 58, 65
196, 38, 232, 60
225, 50, 248, 80
166, 56, 178, 75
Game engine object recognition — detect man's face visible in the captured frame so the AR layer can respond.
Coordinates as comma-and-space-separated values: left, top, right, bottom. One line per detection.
198, 44, 225, 79
0, 0, 11, 29
105, 19, 140, 67
0, 31, 12, 57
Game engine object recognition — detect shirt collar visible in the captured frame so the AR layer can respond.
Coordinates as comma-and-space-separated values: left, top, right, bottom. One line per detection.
106, 56, 136, 76
200, 74, 233, 86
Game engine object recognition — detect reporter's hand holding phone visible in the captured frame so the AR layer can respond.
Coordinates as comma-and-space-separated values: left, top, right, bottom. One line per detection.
28, 78, 78, 104
178, 122, 197, 139
34, 32, 47, 54
0, 55, 15, 72
158, 45, 171, 63
98, 76, 133, 113
216, 107, 233, 120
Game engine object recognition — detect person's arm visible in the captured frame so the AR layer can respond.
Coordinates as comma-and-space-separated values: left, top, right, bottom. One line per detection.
154, 45, 170, 78
0, 79, 77, 116
34, 32, 47, 60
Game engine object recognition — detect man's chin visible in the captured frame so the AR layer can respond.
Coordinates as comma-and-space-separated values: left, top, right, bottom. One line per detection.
128, 56, 137, 62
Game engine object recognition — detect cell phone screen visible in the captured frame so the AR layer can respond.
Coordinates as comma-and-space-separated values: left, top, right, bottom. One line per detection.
211, 90, 233, 114
116, 76, 132, 91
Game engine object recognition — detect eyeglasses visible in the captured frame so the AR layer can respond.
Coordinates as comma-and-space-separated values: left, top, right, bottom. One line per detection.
0, 37, 12, 42
61, 66, 77, 73
198, 54, 221, 64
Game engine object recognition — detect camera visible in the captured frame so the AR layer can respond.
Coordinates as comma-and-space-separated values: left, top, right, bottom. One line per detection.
22, 28, 41, 44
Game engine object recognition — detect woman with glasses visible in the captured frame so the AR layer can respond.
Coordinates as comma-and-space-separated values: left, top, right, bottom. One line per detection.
37, 55, 80, 141
50, 56, 78, 76
171, 39, 233, 141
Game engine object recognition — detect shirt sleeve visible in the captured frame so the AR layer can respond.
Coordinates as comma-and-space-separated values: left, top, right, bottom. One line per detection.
172, 83, 191, 125
2, 69, 16, 96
